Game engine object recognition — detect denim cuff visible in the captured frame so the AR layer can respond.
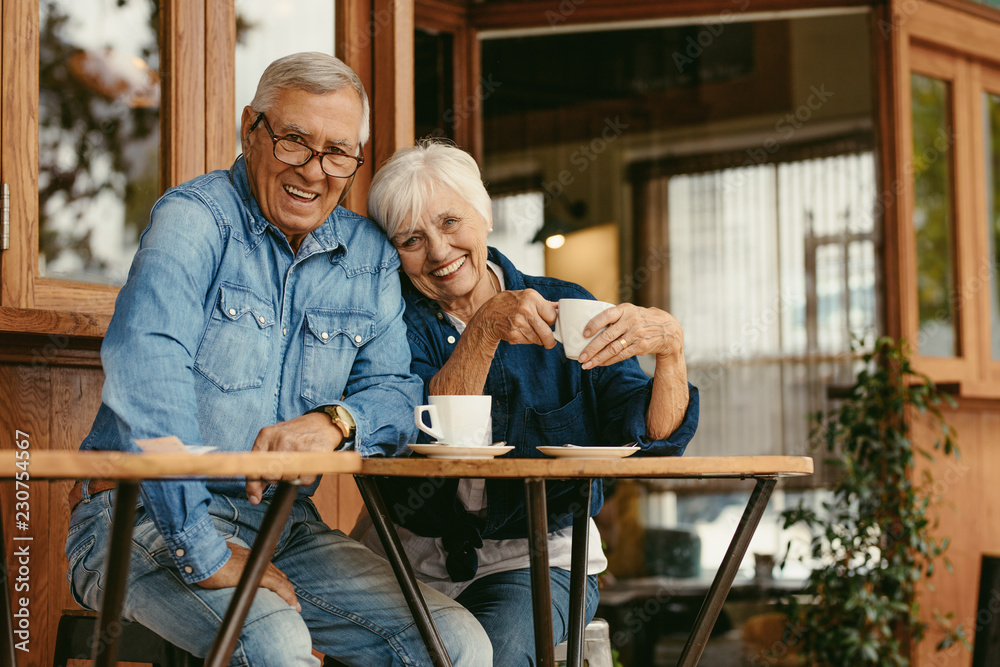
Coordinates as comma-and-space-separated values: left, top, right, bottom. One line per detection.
162, 514, 231, 584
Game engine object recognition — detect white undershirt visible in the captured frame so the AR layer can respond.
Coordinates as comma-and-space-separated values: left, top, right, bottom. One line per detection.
354, 261, 607, 597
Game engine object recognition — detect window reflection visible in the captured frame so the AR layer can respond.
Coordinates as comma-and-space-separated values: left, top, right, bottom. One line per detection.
986, 92, 1000, 361
910, 73, 957, 357
234, 0, 334, 155
38, 0, 160, 285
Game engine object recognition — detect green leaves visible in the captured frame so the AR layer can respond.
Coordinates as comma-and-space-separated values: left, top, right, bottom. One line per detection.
780, 337, 967, 666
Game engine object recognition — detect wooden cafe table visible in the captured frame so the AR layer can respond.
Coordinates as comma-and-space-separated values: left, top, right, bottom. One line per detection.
355, 454, 814, 667
0, 449, 361, 667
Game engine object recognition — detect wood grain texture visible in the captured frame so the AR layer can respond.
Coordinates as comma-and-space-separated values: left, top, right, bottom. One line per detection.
205, 0, 236, 172
911, 401, 1000, 667
0, 363, 51, 666
876, 2, 904, 343
310, 470, 340, 528
0, 307, 109, 339
0, 450, 362, 479
162, 0, 206, 189
372, 0, 415, 171
0, 0, 37, 310
337, 0, 374, 215
470, 0, 872, 31
337, 474, 364, 531
359, 455, 814, 479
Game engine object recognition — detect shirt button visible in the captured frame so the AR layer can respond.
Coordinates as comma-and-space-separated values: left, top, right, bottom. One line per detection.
175, 548, 185, 557
258, 315, 266, 325
184, 566, 193, 574
228, 308, 237, 316
275, 388, 279, 395
321, 332, 329, 340
282, 327, 287, 336
436, 312, 444, 320
447, 335, 456, 344
354, 334, 362, 343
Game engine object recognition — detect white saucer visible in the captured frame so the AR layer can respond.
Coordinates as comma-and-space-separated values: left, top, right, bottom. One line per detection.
408, 443, 514, 459
536, 445, 641, 459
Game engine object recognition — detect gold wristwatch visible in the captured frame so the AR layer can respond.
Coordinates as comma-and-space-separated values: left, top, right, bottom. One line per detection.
317, 405, 356, 442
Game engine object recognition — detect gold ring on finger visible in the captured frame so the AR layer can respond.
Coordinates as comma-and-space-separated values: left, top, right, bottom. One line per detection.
619, 337, 628, 352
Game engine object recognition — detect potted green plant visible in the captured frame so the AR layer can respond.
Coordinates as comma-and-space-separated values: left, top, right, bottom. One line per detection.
778, 336, 968, 665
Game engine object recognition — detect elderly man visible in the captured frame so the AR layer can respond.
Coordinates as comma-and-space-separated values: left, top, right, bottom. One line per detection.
64, 53, 491, 666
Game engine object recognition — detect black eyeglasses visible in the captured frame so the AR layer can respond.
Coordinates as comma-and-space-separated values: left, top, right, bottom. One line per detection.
249, 112, 364, 178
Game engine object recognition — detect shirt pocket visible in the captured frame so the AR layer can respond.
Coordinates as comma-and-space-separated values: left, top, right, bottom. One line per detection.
301, 308, 375, 405
194, 282, 275, 392
521, 391, 596, 450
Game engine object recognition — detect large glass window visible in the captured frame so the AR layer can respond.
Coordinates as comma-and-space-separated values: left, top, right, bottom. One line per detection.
910, 73, 957, 357
480, 12, 878, 468
987, 92, 1000, 361
38, 0, 161, 285
234, 0, 335, 154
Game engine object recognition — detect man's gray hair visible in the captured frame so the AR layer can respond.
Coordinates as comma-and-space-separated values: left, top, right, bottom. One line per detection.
367, 139, 491, 240
250, 52, 370, 146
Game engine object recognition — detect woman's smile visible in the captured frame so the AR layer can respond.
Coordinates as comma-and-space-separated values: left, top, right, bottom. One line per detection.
430, 256, 467, 278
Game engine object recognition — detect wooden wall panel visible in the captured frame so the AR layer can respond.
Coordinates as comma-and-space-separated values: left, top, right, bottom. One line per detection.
913, 399, 1000, 667
1, 363, 52, 666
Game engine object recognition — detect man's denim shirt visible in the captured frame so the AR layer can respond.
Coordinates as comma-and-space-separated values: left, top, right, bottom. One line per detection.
378, 247, 699, 580
80, 157, 421, 583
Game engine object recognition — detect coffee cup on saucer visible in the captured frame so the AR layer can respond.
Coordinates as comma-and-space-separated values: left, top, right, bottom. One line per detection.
414, 395, 492, 447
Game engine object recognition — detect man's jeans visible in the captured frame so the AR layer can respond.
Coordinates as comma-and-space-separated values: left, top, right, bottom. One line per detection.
66, 484, 492, 666
456, 569, 600, 666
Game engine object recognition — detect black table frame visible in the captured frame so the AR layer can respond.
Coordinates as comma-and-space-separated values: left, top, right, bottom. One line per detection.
355, 474, 777, 667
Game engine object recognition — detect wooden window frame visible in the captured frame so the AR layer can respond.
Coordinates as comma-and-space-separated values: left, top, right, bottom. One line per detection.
890, 0, 1000, 397
0, 0, 235, 338
974, 64, 1000, 388
415, 0, 482, 161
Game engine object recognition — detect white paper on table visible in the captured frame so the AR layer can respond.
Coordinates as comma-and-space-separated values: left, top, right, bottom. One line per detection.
134, 436, 216, 455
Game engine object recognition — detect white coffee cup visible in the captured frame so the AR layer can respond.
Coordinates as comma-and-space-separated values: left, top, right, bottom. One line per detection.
553, 298, 615, 360
414, 395, 493, 446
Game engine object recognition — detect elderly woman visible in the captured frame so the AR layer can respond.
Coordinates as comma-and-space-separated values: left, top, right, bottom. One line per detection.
357, 139, 699, 663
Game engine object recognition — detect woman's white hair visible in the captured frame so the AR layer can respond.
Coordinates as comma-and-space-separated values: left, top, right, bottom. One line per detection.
249, 52, 370, 147
367, 139, 491, 240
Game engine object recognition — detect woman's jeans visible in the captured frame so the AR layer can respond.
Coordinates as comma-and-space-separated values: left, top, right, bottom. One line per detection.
65, 484, 492, 666
456, 569, 600, 666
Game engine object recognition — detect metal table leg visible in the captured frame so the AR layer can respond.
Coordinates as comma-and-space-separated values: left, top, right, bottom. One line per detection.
566, 479, 592, 667
676, 477, 777, 667
204, 481, 300, 667
94, 480, 140, 667
355, 476, 452, 667
525, 478, 554, 667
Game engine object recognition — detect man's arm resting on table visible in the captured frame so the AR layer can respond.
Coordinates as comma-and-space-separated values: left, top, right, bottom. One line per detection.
244, 412, 344, 504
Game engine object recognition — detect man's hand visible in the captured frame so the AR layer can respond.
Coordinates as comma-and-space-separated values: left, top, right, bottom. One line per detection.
245, 412, 341, 504
196, 543, 301, 611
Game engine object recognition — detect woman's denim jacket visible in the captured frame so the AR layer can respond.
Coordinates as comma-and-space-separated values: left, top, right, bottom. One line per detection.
78, 157, 421, 583
378, 247, 699, 581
